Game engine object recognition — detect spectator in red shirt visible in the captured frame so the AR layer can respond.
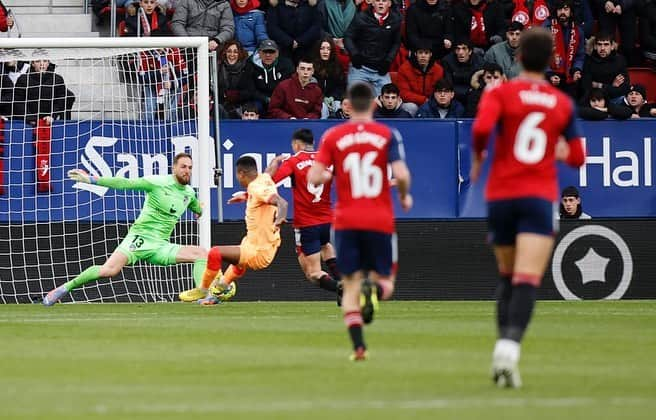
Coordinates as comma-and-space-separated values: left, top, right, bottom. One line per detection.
0, 1, 14, 33
396, 40, 445, 116
267, 56, 323, 119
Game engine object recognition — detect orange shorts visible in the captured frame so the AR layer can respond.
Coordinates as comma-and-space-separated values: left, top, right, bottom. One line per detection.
238, 238, 279, 271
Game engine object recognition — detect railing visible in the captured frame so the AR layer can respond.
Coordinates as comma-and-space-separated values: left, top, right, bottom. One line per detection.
4, 1, 89, 14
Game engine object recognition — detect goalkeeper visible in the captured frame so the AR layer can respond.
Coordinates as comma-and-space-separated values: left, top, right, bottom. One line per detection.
43, 152, 208, 306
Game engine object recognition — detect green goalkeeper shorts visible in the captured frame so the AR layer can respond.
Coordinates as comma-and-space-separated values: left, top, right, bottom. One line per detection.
116, 232, 181, 266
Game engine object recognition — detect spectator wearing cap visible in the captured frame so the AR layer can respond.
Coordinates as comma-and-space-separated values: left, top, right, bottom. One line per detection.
267, 56, 323, 119
577, 87, 632, 120
464, 62, 505, 117
596, 0, 638, 65
639, 0, 656, 62
559, 186, 591, 219
452, 0, 505, 50
415, 78, 464, 118
266, 0, 321, 64
171, 0, 235, 52
343, 0, 402, 95
581, 31, 630, 103
483, 21, 523, 80
617, 84, 656, 118
374, 83, 413, 118
405, 0, 453, 60
441, 38, 484, 105
396, 40, 445, 116
249, 39, 295, 112
231, 0, 268, 54
543, 0, 585, 99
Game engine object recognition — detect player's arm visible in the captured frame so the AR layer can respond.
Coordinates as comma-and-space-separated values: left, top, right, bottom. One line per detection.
470, 87, 502, 182
389, 128, 413, 212
308, 133, 334, 185
266, 155, 293, 183
188, 195, 203, 218
68, 169, 155, 192
269, 193, 289, 227
556, 107, 586, 168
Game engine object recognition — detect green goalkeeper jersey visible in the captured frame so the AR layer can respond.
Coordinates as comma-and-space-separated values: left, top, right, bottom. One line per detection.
97, 175, 202, 240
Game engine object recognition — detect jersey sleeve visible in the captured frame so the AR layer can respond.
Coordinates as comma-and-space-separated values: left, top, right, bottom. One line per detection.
187, 191, 202, 215
471, 86, 502, 155
388, 128, 406, 163
96, 175, 157, 192
271, 157, 294, 184
251, 175, 278, 204
563, 102, 584, 141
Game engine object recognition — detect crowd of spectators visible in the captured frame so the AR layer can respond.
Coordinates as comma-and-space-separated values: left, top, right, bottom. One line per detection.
3, 0, 656, 123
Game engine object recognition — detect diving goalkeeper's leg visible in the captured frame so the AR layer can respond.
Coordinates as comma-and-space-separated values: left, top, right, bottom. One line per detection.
43, 250, 128, 306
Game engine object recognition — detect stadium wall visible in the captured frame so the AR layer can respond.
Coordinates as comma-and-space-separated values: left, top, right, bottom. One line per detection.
2, 220, 652, 301
2, 119, 656, 220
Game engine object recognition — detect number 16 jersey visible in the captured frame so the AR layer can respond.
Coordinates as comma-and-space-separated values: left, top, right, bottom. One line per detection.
315, 121, 405, 234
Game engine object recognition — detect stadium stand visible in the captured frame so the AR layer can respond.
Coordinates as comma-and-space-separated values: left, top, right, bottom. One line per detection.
627, 67, 656, 99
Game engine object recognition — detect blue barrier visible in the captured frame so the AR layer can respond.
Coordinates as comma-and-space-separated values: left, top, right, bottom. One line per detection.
1, 119, 655, 222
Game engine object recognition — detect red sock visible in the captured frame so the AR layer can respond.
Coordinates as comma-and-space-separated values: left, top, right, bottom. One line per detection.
200, 246, 222, 289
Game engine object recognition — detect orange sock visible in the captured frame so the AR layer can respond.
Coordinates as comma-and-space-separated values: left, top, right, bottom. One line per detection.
200, 269, 219, 289
223, 265, 246, 285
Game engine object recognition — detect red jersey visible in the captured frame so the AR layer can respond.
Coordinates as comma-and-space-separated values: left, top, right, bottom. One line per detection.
271, 151, 333, 228
315, 121, 405, 234
472, 78, 584, 202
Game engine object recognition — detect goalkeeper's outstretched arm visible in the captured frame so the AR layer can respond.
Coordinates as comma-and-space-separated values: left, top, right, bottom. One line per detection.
68, 169, 155, 192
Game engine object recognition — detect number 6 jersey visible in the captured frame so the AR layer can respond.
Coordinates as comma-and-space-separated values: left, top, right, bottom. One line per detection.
315, 121, 405, 234
272, 150, 333, 228
472, 79, 584, 202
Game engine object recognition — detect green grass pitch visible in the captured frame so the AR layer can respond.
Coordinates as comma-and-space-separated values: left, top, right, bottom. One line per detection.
1, 301, 654, 419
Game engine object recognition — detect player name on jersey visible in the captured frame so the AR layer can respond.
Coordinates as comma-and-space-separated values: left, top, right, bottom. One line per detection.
518, 90, 557, 108
336, 132, 388, 151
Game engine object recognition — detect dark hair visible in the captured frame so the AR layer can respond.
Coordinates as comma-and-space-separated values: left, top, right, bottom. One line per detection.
173, 152, 192, 165
518, 27, 553, 72
561, 185, 580, 197
236, 155, 258, 172
434, 78, 454, 92
292, 128, 314, 145
482, 62, 504, 76
220, 40, 248, 63
588, 87, 606, 102
381, 83, 400, 96
346, 82, 375, 112
559, 185, 583, 218
453, 38, 473, 50
595, 32, 614, 43
312, 36, 344, 85
242, 102, 259, 114
507, 21, 524, 32
297, 55, 314, 66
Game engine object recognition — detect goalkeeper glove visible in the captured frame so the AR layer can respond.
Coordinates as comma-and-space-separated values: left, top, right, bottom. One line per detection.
68, 169, 97, 184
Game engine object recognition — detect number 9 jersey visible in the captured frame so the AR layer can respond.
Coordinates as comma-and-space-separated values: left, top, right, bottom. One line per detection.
472, 79, 584, 202
315, 121, 406, 234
